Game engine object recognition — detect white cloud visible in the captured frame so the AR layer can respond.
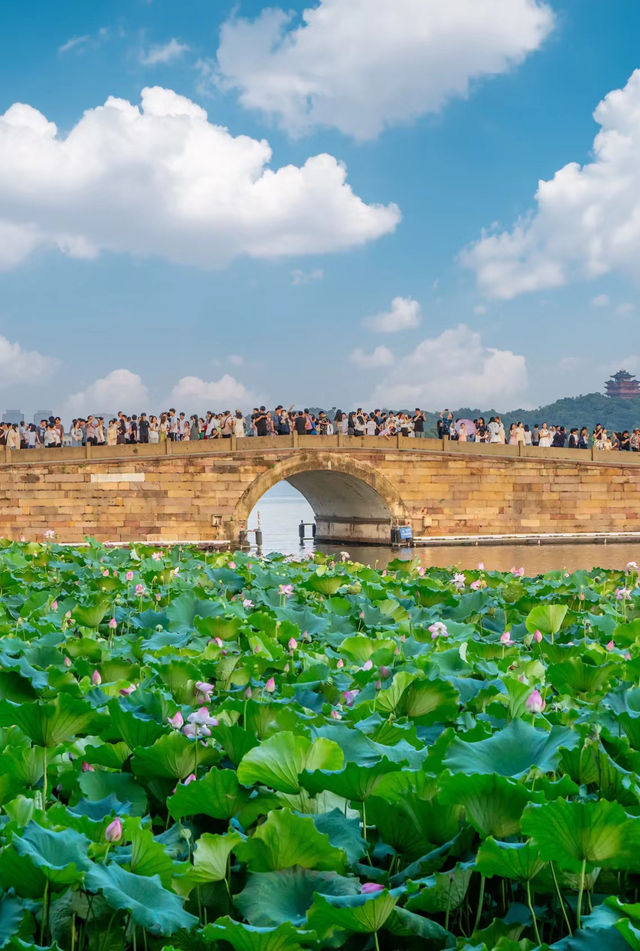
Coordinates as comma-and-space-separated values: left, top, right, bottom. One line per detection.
228, 354, 244, 367
617, 302, 634, 315
59, 35, 90, 54
291, 267, 324, 285
371, 324, 527, 407
66, 369, 149, 414
140, 38, 190, 66
465, 70, 640, 299
169, 374, 259, 410
362, 296, 421, 333
349, 346, 394, 369
591, 294, 610, 307
215, 0, 553, 140
0, 335, 58, 386
0, 87, 400, 272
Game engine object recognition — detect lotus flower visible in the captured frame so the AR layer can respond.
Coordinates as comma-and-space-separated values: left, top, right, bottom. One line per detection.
625, 652, 632, 660
477, 562, 485, 570
243, 598, 254, 609
470, 579, 483, 590
92, 670, 102, 686
105, 818, 123, 842
606, 640, 615, 651
417, 566, 425, 576
340, 551, 350, 562
228, 561, 236, 569
337, 658, 344, 668
616, 587, 632, 601
183, 773, 197, 785
380, 666, 390, 678
120, 685, 136, 696
102, 569, 110, 577
361, 883, 384, 894
51, 600, 58, 611
244, 687, 252, 699
330, 710, 342, 720
183, 723, 210, 739
626, 562, 638, 573
525, 689, 546, 714
152, 551, 163, 561
511, 566, 525, 577
265, 677, 276, 693
125, 571, 134, 581
187, 707, 218, 727
44, 529, 56, 540
108, 618, 117, 630
81, 761, 94, 772
278, 584, 294, 597
533, 630, 543, 643
452, 573, 466, 590
343, 689, 359, 707
361, 659, 373, 671
429, 621, 448, 639
64, 656, 71, 667
288, 638, 298, 651
134, 584, 145, 596
194, 681, 214, 703
500, 631, 514, 645
168, 711, 184, 729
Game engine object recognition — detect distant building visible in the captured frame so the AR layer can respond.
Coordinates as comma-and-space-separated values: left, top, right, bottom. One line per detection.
33, 409, 54, 425
3, 409, 23, 424
605, 369, 640, 399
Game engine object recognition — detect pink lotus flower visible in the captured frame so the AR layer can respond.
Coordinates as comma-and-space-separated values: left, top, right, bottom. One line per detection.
361, 883, 384, 894
625, 652, 632, 660
244, 687, 252, 699
172, 567, 180, 577
288, 638, 298, 651
81, 761, 94, 772
470, 580, 483, 590
626, 562, 638, 573
105, 817, 122, 842
477, 561, 485, 570
343, 689, 359, 707
337, 658, 344, 669
243, 598, 254, 609
361, 659, 373, 671
606, 640, 615, 651
278, 584, 294, 597
102, 569, 110, 577
417, 566, 426, 576
533, 630, 543, 643
183, 773, 197, 785
330, 709, 342, 720
156, 593, 162, 601
500, 632, 514, 645
51, 600, 58, 611
65, 610, 72, 618
228, 561, 236, 570
134, 584, 145, 596
125, 571, 134, 581
168, 711, 184, 729
340, 551, 350, 562
265, 677, 276, 692
194, 681, 214, 703
120, 685, 136, 696
525, 689, 546, 714
183, 722, 211, 739
616, 587, 632, 601
187, 707, 218, 728
511, 567, 525, 577
152, 551, 163, 561
429, 622, 448, 639
452, 572, 466, 590
380, 666, 390, 678
108, 618, 117, 630
44, 529, 56, 540
92, 670, 102, 686
64, 656, 71, 667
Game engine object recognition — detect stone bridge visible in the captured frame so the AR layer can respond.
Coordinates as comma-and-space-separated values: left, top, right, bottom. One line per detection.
0, 434, 639, 546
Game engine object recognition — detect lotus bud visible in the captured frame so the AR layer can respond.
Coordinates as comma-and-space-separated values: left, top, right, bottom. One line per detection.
92, 670, 102, 686
105, 817, 123, 842
265, 677, 276, 692
361, 883, 384, 894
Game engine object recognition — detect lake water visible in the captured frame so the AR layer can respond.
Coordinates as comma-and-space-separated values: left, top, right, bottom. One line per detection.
248, 485, 640, 572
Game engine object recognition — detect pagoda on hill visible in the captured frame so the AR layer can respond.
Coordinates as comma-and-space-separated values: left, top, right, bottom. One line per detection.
605, 369, 640, 398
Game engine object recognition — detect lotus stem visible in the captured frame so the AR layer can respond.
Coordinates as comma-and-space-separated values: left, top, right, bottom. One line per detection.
576, 858, 587, 930
550, 861, 572, 936
526, 879, 541, 945
42, 747, 47, 807
373, 930, 381, 951
40, 879, 48, 946
473, 874, 485, 933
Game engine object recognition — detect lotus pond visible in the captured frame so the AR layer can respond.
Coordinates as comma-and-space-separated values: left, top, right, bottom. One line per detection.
2, 542, 640, 951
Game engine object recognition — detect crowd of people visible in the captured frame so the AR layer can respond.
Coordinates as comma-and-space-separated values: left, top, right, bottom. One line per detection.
0, 407, 638, 451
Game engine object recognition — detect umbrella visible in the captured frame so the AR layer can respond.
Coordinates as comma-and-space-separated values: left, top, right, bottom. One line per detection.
454, 418, 476, 437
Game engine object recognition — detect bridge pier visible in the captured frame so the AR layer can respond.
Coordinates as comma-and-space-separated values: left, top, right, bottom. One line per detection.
314, 515, 392, 545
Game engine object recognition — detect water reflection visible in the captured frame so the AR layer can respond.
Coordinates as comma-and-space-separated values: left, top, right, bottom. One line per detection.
248, 487, 640, 572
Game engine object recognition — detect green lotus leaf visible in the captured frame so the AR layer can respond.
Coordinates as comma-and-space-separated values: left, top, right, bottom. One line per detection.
476, 837, 546, 881
235, 867, 360, 927
439, 773, 537, 838
237, 732, 343, 793
547, 658, 618, 696
0, 695, 102, 747
13, 822, 91, 885
406, 863, 473, 913
78, 770, 147, 816
131, 731, 217, 779
119, 817, 175, 886
521, 799, 640, 872
72, 600, 110, 628
338, 636, 397, 664
202, 917, 315, 951
443, 719, 578, 778
0, 847, 47, 898
85, 863, 198, 935
211, 723, 259, 765
385, 906, 452, 945
311, 810, 368, 865
307, 575, 343, 595
306, 890, 398, 938
376, 673, 459, 723
189, 831, 241, 883
105, 698, 165, 749
525, 604, 567, 638
615, 918, 640, 951
300, 759, 400, 801
368, 793, 462, 860
0, 896, 26, 948
168, 767, 250, 820
235, 809, 347, 872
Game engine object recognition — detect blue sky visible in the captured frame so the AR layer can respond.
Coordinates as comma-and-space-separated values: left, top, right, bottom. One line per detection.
0, 0, 639, 418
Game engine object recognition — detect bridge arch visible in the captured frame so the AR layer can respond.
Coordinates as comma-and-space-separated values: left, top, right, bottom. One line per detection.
231, 452, 409, 545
